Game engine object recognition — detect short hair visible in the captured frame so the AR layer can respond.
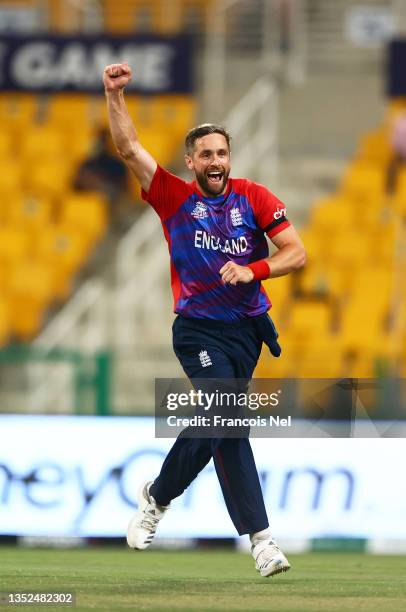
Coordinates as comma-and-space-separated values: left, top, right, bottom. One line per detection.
185, 123, 231, 154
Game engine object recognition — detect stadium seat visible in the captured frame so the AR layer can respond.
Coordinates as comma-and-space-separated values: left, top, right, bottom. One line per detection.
8, 260, 56, 340
0, 295, 11, 347
340, 164, 385, 202
103, 0, 138, 32
20, 126, 65, 160
356, 131, 392, 166
136, 129, 178, 167
263, 276, 291, 306
62, 126, 94, 162
34, 224, 93, 298
24, 160, 72, 198
0, 227, 30, 265
60, 193, 108, 241
0, 163, 23, 196
288, 302, 332, 342
0, 93, 38, 126
309, 197, 353, 232
255, 337, 302, 378
0, 131, 13, 157
294, 341, 343, 378
5, 195, 53, 231
339, 302, 387, 353
45, 94, 92, 124
324, 232, 371, 268
148, 95, 197, 138
297, 263, 339, 296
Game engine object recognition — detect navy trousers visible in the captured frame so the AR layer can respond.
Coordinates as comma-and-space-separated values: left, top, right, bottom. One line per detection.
150, 315, 269, 536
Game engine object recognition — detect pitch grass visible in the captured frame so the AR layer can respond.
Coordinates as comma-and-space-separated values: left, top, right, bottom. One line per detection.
1, 547, 406, 612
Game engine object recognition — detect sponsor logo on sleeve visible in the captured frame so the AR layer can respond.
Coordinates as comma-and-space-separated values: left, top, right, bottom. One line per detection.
273, 207, 287, 220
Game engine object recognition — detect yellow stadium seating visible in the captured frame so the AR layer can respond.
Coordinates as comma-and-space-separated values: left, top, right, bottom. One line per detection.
98, 95, 196, 162
136, 128, 178, 167
62, 126, 94, 162
35, 222, 92, 263
0, 295, 11, 347
324, 232, 371, 268
309, 195, 355, 230
8, 260, 56, 340
287, 302, 332, 341
294, 341, 344, 378
263, 275, 291, 306
386, 97, 406, 122
45, 95, 92, 123
24, 160, 72, 198
5, 195, 53, 231
103, 0, 138, 32
20, 126, 65, 160
0, 226, 30, 265
0, 84, 197, 339
356, 131, 392, 165
339, 301, 387, 355
0, 163, 22, 195
255, 337, 303, 378
256, 106, 405, 379
0, 93, 38, 125
340, 164, 385, 202
59, 192, 108, 241
297, 263, 344, 296
0, 131, 13, 157
148, 95, 197, 137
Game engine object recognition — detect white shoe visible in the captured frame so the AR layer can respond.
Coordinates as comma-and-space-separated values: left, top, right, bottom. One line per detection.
251, 539, 291, 577
127, 481, 169, 550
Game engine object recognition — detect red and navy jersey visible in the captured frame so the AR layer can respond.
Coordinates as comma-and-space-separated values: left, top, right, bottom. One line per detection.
142, 165, 290, 322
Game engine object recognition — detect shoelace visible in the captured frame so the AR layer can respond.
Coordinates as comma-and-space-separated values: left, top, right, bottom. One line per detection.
254, 541, 281, 568
137, 505, 161, 531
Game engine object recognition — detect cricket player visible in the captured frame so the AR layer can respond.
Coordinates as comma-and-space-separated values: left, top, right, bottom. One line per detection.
103, 63, 306, 577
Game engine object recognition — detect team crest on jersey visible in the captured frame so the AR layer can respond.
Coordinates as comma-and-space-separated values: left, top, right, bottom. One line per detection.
230, 207, 243, 226
199, 350, 212, 367
191, 201, 209, 219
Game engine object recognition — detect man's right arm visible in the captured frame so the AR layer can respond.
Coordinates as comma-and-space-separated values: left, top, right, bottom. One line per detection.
103, 63, 157, 193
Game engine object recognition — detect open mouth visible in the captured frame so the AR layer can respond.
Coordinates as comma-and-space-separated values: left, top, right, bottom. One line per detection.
206, 170, 223, 185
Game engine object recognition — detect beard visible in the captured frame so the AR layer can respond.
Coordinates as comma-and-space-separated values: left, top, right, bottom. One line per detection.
195, 167, 230, 197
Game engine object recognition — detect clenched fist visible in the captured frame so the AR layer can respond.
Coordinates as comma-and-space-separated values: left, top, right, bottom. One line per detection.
103, 63, 132, 92
220, 261, 254, 285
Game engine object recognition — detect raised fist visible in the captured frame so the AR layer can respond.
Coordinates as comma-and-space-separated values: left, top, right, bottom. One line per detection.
103, 63, 132, 92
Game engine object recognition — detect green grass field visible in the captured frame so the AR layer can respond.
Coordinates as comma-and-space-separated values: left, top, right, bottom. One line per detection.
1, 547, 406, 611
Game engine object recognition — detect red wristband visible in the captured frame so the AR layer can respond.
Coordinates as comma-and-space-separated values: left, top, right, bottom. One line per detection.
246, 259, 271, 281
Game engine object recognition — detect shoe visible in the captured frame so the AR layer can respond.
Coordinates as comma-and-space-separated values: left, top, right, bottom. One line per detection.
127, 481, 169, 550
251, 539, 291, 577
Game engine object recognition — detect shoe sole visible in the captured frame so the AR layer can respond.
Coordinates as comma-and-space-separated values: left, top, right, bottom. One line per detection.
260, 562, 291, 578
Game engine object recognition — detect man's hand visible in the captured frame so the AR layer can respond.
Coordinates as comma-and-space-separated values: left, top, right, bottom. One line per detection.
220, 261, 254, 285
103, 63, 132, 92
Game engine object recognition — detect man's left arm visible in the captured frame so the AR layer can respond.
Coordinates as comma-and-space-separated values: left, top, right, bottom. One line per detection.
220, 226, 306, 285
264, 225, 306, 277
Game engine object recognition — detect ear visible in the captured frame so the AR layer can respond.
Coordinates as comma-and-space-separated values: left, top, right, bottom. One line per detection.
184, 153, 194, 171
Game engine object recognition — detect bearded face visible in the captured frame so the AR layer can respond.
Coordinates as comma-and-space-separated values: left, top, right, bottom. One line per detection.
185, 133, 231, 198
194, 165, 230, 197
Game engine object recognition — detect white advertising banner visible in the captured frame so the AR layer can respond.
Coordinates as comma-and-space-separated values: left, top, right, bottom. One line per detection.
0, 415, 405, 539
